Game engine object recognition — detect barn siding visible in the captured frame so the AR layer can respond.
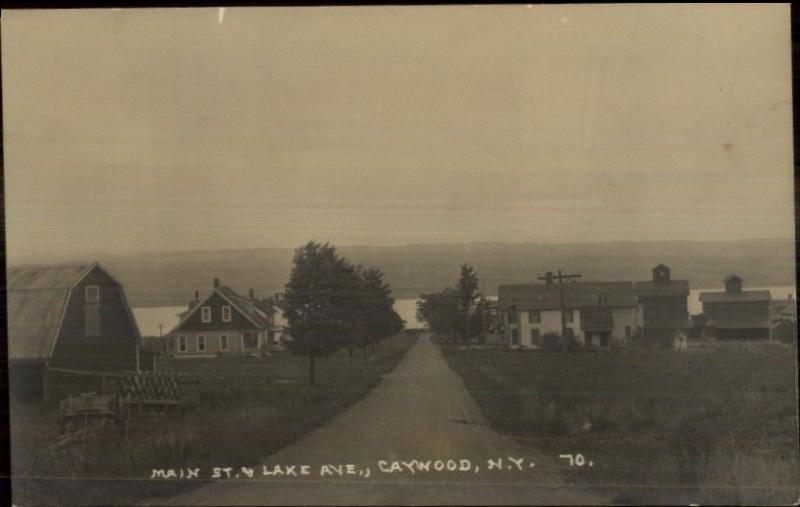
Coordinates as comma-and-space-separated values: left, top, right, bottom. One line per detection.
705, 300, 771, 340
49, 267, 142, 372
9, 360, 45, 402
639, 294, 689, 330
704, 301, 770, 325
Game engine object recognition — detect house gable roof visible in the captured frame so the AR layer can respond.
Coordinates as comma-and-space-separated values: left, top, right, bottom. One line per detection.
7, 263, 99, 360
169, 286, 273, 333
216, 286, 272, 329
498, 281, 636, 311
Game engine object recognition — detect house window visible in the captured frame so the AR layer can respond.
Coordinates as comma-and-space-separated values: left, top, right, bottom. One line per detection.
197, 335, 206, 352
220, 334, 229, 351
565, 310, 574, 324
530, 329, 540, 346
625, 326, 631, 340
511, 329, 520, 345
85, 285, 100, 303
222, 305, 232, 323
178, 336, 187, 353
528, 310, 541, 324
201, 306, 212, 323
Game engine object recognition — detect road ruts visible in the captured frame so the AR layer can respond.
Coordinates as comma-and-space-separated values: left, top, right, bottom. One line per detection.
148, 334, 609, 505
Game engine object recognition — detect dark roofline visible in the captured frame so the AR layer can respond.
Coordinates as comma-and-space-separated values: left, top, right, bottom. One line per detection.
699, 290, 772, 302
168, 286, 271, 334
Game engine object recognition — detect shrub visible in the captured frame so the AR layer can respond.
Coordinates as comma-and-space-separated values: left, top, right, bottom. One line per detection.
541, 332, 562, 351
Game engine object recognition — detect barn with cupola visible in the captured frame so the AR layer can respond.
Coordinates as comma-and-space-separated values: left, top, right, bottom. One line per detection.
633, 264, 691, 347
699, 275, 772, 340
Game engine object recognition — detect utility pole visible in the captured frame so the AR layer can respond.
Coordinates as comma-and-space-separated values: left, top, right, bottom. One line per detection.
480, 283, 487, 344
538, 270, 582, 340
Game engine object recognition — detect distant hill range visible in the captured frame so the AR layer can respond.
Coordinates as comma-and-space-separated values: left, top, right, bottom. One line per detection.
9, 239, 795, 307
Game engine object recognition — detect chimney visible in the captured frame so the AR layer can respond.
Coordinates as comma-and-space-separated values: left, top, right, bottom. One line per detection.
249, 288, 255, 299
213, 277, 220, 288
188, 290, 200, 310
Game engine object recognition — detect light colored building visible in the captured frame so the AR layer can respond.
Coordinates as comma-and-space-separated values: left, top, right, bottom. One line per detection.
498, 281, 641, 348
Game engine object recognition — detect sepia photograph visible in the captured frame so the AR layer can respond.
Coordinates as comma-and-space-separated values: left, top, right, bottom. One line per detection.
2, 4, 799, 505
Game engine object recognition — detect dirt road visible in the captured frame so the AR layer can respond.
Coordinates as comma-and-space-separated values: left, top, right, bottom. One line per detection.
152, 335, 607, 505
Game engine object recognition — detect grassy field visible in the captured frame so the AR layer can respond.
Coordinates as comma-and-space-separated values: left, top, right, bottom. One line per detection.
442, 342, 800, 505
11, 331, 420, 506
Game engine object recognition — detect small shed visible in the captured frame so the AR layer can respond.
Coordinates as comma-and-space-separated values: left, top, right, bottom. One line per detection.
7, 263, 149, 401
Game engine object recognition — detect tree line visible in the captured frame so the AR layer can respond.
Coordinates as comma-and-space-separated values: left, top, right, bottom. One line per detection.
283, 242, 405, 385
415, 263, 486, 343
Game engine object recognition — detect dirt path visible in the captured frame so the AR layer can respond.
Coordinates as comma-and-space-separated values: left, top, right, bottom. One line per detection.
151, 335, 608, 505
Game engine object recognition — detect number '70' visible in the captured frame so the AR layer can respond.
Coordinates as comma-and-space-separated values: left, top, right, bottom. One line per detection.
559, 454, 591, 466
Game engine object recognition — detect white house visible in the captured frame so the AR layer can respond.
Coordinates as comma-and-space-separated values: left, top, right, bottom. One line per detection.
497, 281, 642, 348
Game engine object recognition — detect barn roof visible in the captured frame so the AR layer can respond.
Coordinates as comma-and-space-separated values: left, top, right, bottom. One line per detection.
498, 281, 636, 310
7, 263, 96, 290
633, 280, 690, 296
699, 290, 772, 304
7, 263, 98, 360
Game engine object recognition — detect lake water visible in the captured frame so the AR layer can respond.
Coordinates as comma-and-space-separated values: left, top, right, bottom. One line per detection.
133, 287, 795, 337
132, 298, 426, 337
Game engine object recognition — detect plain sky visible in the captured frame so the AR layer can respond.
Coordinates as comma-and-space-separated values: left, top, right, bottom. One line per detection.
2, 4, 794, 260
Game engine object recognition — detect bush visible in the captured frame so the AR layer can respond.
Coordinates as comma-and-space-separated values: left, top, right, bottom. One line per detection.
541, 332, 562, 351
566, 338, 584, 352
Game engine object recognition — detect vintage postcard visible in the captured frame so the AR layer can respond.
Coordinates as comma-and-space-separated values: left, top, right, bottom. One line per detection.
3, 4, 798, 505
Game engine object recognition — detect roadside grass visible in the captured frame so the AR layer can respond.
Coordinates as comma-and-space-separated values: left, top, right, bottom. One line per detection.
11, 331, 420, 506
442, 343, 800, 505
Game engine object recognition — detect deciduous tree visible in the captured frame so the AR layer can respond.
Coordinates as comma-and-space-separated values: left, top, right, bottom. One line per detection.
283, 242, 361, 385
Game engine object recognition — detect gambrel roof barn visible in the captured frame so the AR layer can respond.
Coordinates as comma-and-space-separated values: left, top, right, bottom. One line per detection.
7, 262, 146, 372
6, 263, 153, 400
